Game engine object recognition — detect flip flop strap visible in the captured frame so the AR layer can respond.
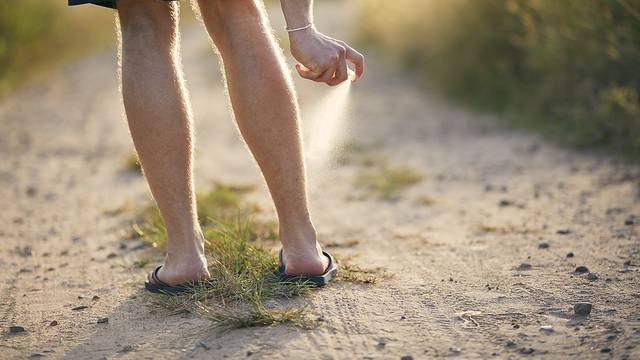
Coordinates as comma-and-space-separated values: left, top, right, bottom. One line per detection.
151, 265, 171, 287
321, 251, 334, 270
278, 249, 334, 275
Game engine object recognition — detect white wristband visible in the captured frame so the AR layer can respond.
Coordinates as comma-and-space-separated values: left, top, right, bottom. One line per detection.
286, 23, 314, 33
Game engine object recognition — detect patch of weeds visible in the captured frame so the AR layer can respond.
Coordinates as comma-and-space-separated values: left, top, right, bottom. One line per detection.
134, 182, 309, 328
359, 155, 388, 168
134, 181, 388, 329
332, 141, 374, 166
476, 224, 539, 235
132, 182, 273, 249
356, 163, 423, 200
337, 261, 392, 284
146, 216, 311, 329
324, 239, 360, 248
103, 201, 131, 217
124, 152, 142, 173
133, 257, 152, 269
415, 195, 435, 206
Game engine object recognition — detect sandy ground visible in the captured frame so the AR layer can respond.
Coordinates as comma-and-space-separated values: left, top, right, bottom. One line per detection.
1, 3, 639, 360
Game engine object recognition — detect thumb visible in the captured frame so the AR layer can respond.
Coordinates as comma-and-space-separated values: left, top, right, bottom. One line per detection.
296, 63, 323, 80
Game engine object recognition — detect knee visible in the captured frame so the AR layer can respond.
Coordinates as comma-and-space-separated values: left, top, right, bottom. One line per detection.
118, 0, 178, 39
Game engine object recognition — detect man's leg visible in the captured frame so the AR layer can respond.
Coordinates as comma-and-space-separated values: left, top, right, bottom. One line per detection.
118, 1, 209, 285
196, 0, 328, 275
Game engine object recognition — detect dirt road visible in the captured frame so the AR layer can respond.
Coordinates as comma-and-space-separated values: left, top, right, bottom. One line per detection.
1, 3, 639, 359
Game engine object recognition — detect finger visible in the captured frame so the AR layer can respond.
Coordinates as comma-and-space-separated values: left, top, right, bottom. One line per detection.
295, 63, 323, 80
327, 48, 348, 86
318, 66, 336, 84
344, 46, 365, 82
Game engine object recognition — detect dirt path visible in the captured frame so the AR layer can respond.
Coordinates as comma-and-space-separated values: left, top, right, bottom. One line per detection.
1, 4, 639, 360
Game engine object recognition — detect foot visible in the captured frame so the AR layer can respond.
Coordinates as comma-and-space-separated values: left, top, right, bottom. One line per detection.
280, 223, 329, 276
147, 255, 210, 286
146, 236, 210, 286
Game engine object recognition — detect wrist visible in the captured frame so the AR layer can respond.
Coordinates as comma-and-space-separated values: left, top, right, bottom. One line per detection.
288, 26, 317, 42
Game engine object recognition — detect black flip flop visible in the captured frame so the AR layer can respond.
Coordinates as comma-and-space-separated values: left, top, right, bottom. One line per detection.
144, 265, 205, 295
276, 249, 338, 286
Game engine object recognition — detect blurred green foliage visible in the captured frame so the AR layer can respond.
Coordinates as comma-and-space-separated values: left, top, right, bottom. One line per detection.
0, 0, 113, 96
358, 0, 640, 158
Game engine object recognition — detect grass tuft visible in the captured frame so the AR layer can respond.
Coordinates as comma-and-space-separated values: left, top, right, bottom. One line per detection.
337, 262, 392, 284
124, 152, 142, 173
356, 163, 423, 200
133, 181, 388, 328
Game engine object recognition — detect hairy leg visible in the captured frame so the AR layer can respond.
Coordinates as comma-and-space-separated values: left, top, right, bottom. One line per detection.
196, 0, 327, 275
118, 0, 208, 285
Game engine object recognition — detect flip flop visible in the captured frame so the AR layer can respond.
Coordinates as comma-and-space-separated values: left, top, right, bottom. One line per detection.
276, 249, 338, 286
144, 265, 205, 295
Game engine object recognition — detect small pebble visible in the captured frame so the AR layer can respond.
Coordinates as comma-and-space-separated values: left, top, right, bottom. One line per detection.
72, 305, 88, 311
624, 218, 634, 226
566, 252, 574, 258
9, 325, 26, 333
97, 317, 109, 324
118, 345, 135, 353
575, 266, 589, 274
517, 262, 532, 271
601, 348, 612, 353
586, 273, 598, 281
26, 186, 38, 197
512, 324, 520, 329
538, 242, 550, 249
539, 325, 554, 334
574, 303, 592, 315
557, 229, 571, 235
15, 246, 33, 257
106, 253, 117, 259
519, 347, 535, 355
195, 341, 210, 351
92, 295, 100, 301
49, 320, 58, 327
29, 353, 44, 358
400, 356, 414, 360
505, 341, 516, 348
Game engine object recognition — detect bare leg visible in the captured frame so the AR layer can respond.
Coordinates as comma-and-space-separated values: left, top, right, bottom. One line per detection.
118, 1, 209, 285
196, 0, 328, 275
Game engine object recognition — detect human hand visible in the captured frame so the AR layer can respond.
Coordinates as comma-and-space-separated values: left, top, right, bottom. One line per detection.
289, 27, 364, 86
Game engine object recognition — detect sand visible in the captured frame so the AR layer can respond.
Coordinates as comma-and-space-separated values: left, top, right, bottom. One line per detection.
0, 3, 638, 359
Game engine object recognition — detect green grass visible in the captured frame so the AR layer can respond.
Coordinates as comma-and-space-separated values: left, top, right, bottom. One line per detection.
0, 1, 114, 97
337, 262, 392, 284
356, 162, 423, 200
132, 182, 388, 329
124, 152, 142, 173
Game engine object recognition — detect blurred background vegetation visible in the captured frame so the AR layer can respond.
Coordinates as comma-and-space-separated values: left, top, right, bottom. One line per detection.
0, 1, 114, 96
358, 0, 640, 159
2, 1, 639, 159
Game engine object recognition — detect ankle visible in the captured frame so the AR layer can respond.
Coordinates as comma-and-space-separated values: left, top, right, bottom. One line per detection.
279, 220, 318, 252
165, 229, 207, 259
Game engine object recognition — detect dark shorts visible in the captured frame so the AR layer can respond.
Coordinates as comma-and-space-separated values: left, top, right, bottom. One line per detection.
68, 0, 176, 9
